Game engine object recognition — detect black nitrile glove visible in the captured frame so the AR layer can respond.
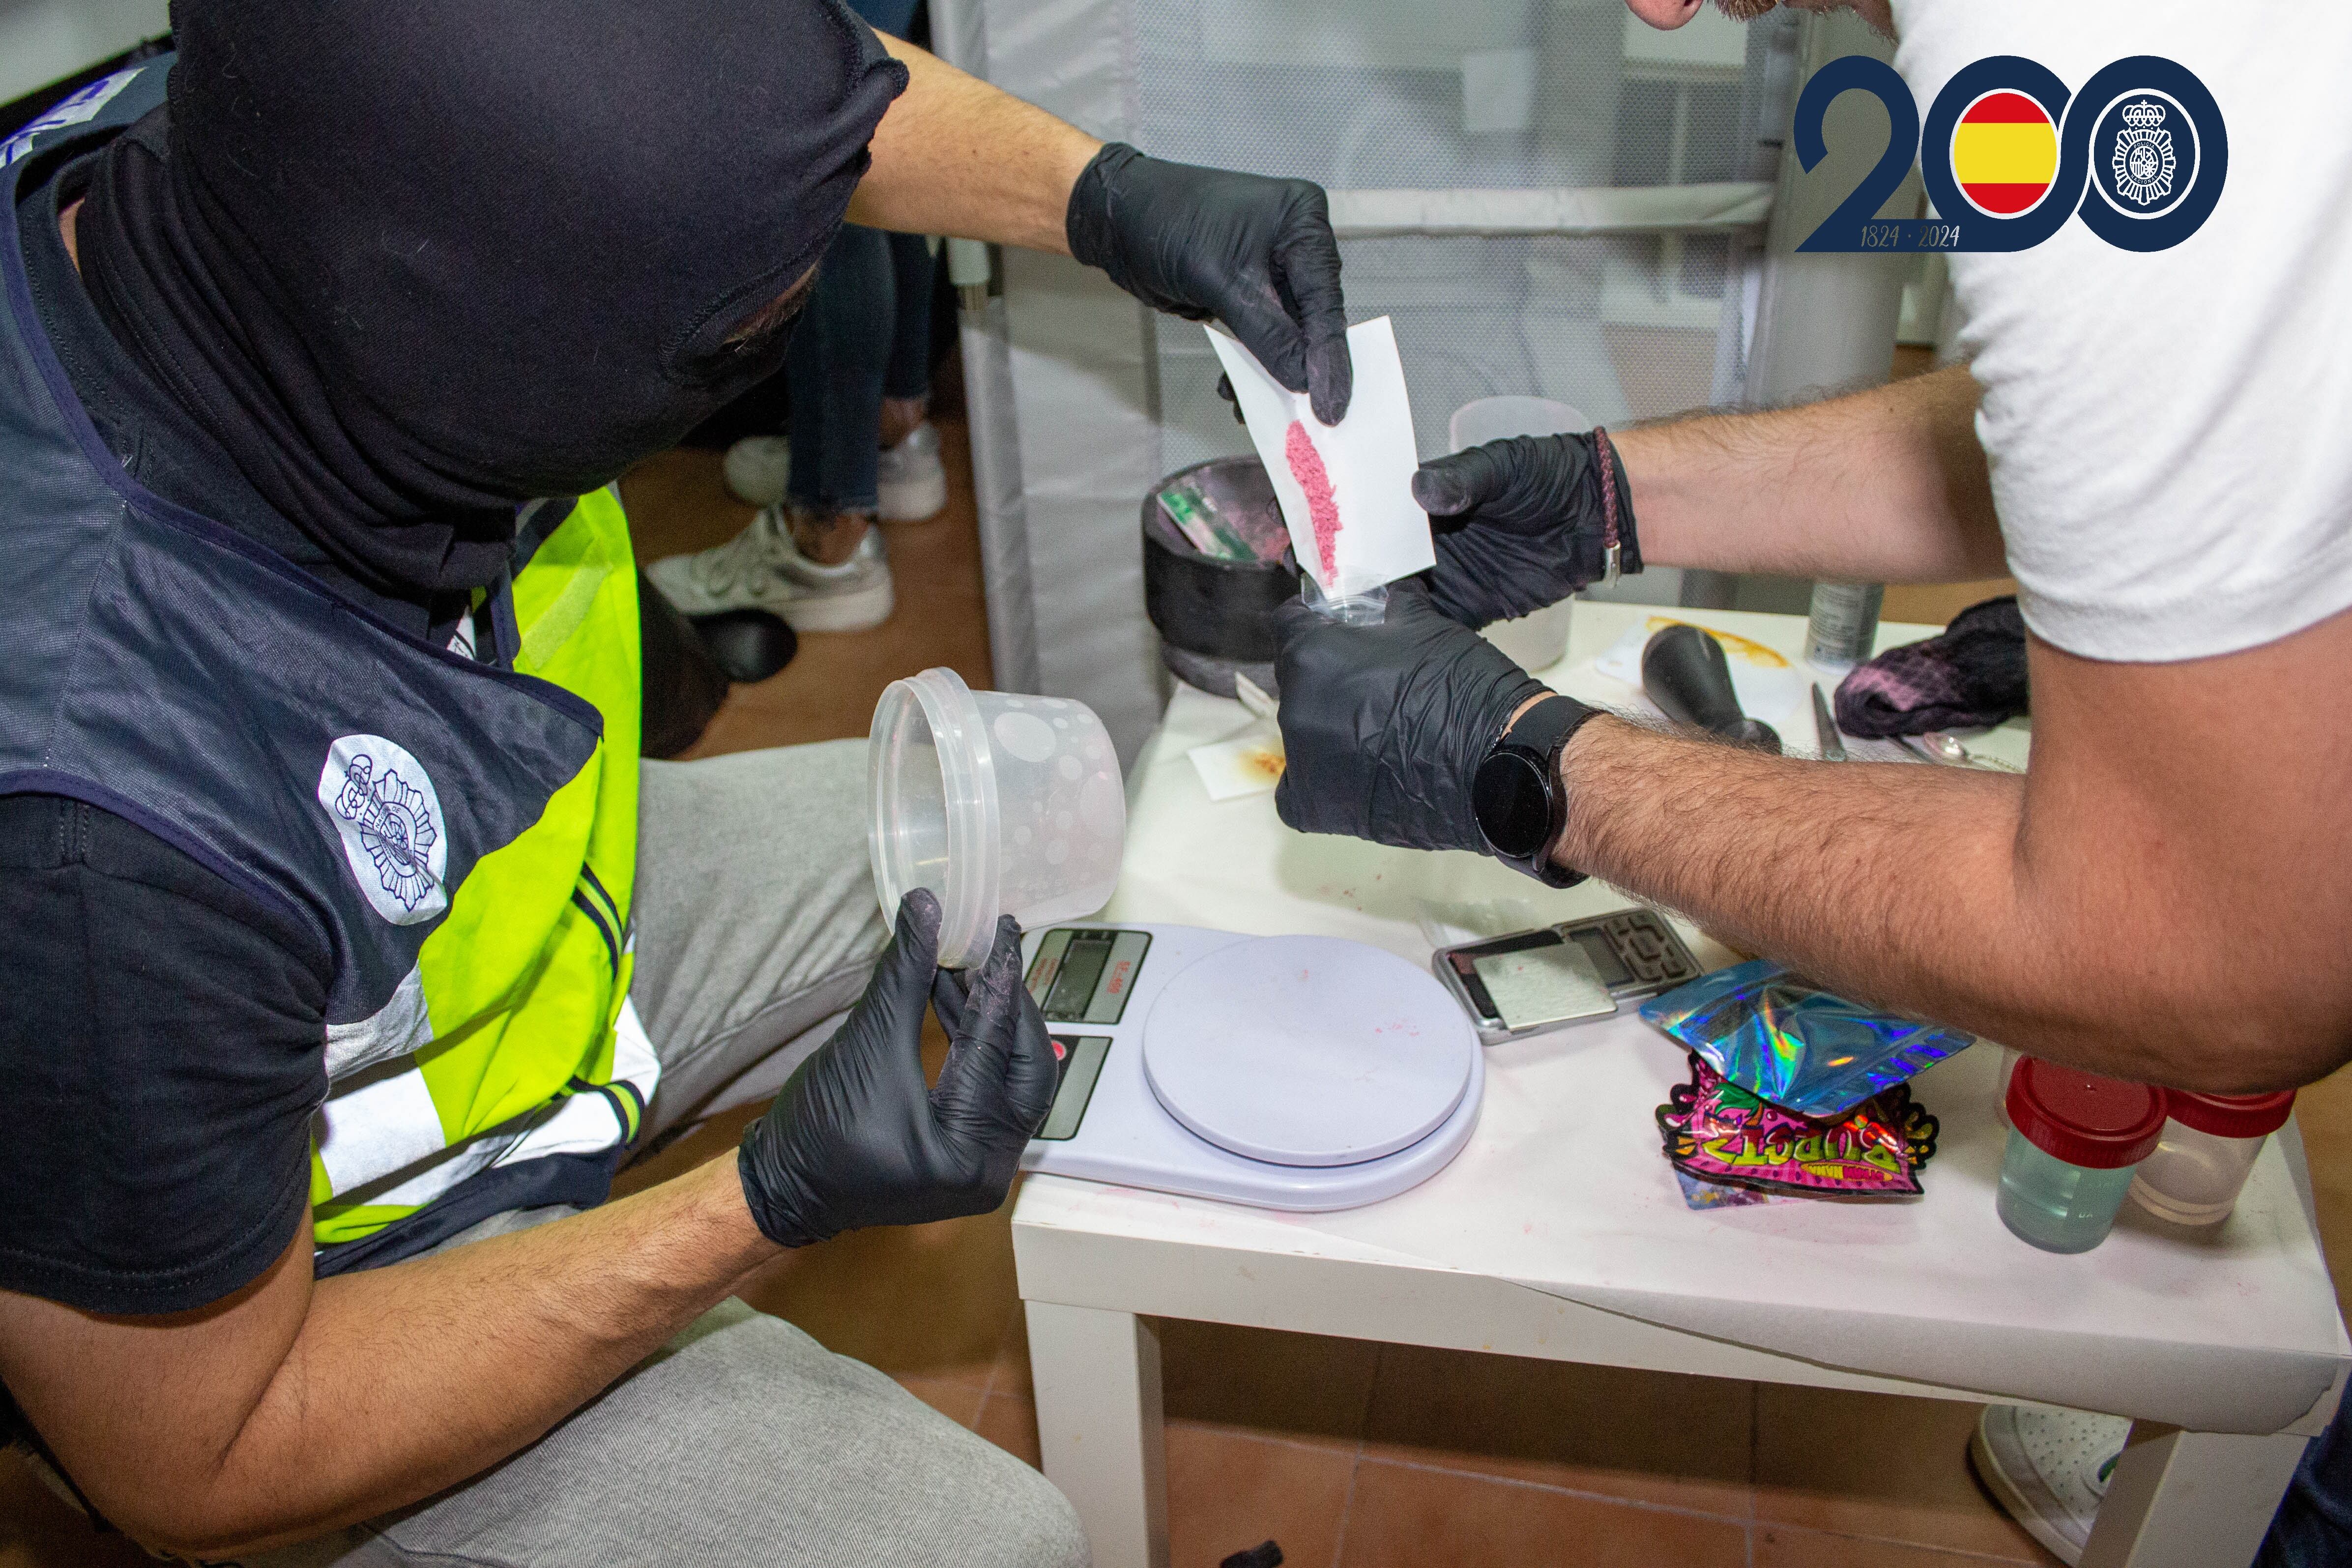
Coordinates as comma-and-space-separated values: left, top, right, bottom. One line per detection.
1067, 143, 1352, 425
1272, 581, 1578, 854
1412, 431, 1641, 628
738, 891, 1058, 1248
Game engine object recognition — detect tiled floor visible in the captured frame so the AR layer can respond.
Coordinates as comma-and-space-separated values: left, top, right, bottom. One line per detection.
7, 409, 2349, 1567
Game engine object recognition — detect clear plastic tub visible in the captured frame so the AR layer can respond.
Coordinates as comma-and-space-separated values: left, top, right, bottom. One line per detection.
2128, 1089, 2295, 1227
1997, 1059, 2166, 1254
869, 668, 1126, 969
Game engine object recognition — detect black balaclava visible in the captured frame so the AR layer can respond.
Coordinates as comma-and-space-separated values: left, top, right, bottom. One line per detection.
76, 0, 905, 603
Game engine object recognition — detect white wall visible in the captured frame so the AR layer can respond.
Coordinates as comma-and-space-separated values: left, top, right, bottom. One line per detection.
0, 0, 168, 105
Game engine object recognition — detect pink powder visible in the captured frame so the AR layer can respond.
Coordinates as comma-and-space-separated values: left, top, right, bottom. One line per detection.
1284, 419, 1341, 580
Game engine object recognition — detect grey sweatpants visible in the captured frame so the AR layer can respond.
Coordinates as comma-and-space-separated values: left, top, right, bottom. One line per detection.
255, 742, 1087, 1568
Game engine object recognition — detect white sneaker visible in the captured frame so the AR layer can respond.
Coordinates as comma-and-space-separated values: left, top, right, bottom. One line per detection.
1970, 1405, 2131, 1565
644, 506, 893, 633
723, 435, 792, 507
875, 422, 948, 522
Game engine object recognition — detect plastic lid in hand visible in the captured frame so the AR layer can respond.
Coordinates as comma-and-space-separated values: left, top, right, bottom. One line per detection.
2166, 1088, 2295, 1140
2006, 1059, 2167, 1169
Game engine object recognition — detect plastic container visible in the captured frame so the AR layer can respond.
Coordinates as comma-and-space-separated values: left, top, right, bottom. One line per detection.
2128, 1089, 2295, 1227
1991, 1043, 2020, 1128
869, 668, 1126, 969
1448, 396, 1589, 451
1448, 397, 1592, 673
1997, 1060, 2167, 1253
1141, 456, 1295, 700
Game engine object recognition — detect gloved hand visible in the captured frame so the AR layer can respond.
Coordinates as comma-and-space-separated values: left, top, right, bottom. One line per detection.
1273, 581, 1583, 854
1066, 143, 1352, 425
1411, 430, 1641, 628
738, 891, 1058, 1248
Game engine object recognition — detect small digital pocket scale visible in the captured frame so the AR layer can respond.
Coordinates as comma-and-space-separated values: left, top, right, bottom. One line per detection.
1017, 924, 1483, 1211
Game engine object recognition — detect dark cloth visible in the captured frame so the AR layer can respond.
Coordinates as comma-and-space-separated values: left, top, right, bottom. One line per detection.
19, 150, 445, 637
1832, 595, 2029, 739
74, 0, 904, 603
2258, 1392, 2352, 1567
0, 161, 341, 1313
786, 225, 935, 512
0, 794, 327, 1315
884, 230, 939, 402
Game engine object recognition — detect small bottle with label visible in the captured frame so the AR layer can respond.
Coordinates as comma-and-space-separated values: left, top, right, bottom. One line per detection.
1805, 581, 1885, 672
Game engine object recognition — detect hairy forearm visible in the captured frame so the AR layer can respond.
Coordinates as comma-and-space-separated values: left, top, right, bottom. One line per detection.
847, 35, 1100, 254
1553, 714, 2341, 1093
1612, 365, 2003, 584
37, 1155, 775, 1556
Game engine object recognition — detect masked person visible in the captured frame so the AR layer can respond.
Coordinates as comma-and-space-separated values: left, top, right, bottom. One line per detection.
1273, 2, 2352, 1565
0, 0, 1350, 1560
649, 0, 948, 634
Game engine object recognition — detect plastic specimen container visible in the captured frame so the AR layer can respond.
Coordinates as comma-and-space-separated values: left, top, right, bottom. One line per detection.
869, 668, 1126, 969
1998, 1059, 2168, 1254
2128, 1088, 2295, 1227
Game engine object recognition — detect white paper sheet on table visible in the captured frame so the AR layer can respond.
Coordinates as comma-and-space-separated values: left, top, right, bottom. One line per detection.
1094, 631, 2349, 1438
1206, 318, 1433, 598
1188, 721, 1285, 801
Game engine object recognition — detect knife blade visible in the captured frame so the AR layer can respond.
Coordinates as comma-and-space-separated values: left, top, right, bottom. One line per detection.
1810, 683, 1847, 762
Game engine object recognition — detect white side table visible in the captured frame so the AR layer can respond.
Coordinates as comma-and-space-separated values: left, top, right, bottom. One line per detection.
1015, 603, 2346, 1568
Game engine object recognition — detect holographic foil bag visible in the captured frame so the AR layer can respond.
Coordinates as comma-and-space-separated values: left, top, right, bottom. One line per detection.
1638, 960, 1973, 1119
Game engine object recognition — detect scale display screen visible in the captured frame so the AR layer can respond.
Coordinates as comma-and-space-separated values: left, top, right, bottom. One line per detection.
1567, 927, 1633, 988
1025, 929, 1152, 1024
1037, 1035, 1111, 1140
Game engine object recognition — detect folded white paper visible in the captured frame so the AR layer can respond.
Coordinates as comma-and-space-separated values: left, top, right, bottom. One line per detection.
1188, 721, 1286, 802
1206, 318, 1435, 598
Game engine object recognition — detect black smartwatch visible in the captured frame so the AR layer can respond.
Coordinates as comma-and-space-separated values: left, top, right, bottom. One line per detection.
1471, 694, 1597, 888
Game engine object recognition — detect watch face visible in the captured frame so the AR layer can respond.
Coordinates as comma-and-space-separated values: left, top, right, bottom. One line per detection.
1473, 748, 1553, 859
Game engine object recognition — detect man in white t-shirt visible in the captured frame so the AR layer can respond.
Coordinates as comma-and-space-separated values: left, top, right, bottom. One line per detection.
1268, 2, 2351, 1562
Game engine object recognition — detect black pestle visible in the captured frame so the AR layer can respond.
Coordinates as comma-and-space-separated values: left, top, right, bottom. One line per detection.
1640, 623, 1782, 753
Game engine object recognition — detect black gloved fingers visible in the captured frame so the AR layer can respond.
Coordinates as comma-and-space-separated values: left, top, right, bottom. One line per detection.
855, 888, 945, 1055
1215, 373, 1247, 425
1412, 436, 1586, 533
1412, 443, 1511, 520
1215, 279, 1312, 406
931, 918, 1031, 1112
930, 964, 971, 1037
1001, 972, 1062, 1138
1273, 194, 1352, 425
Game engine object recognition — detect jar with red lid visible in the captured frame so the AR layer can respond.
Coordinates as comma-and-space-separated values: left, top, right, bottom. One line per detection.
1998, 1060, 2168, 1253
2127, 1088, 2295, 1227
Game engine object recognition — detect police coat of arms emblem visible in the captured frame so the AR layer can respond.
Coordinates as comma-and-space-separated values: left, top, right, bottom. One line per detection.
2110, 100, 2177, 207
317, 734, 451, 925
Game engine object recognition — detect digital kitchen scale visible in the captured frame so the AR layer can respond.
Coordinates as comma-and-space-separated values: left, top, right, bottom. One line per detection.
1018, 924, 1483, 1211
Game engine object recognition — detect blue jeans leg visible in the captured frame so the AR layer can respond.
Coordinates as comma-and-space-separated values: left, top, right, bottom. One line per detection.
883, 231, 937, 403
2256, 1392, 2352, 1567
785, 224, 893, 514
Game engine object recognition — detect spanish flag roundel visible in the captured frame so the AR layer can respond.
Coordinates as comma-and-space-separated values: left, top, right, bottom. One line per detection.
1951, 91, 2058, 216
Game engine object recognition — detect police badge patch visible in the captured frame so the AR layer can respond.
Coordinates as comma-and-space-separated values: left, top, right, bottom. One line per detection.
2110, 101, 2177, 206
317, 735, 451, 925
2090, 89, 2201, 222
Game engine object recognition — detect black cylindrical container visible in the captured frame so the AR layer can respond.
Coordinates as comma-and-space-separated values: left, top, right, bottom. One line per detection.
1142, 456, 1297, 696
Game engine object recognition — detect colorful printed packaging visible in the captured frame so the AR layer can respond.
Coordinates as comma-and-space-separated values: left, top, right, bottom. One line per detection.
1657, 1053, 1939, 1199
1639, 960, 1974, 1119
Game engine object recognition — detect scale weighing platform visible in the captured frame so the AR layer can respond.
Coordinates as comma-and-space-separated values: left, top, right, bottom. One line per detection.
1018, 924, 1483, 1211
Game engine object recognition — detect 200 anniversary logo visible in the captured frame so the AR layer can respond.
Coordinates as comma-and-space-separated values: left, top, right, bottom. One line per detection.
1796, 54, 2227, 254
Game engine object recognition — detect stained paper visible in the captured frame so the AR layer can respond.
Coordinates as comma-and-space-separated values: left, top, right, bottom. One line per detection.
1188, 722, 1285, 801
1206, 319, 1435, 598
